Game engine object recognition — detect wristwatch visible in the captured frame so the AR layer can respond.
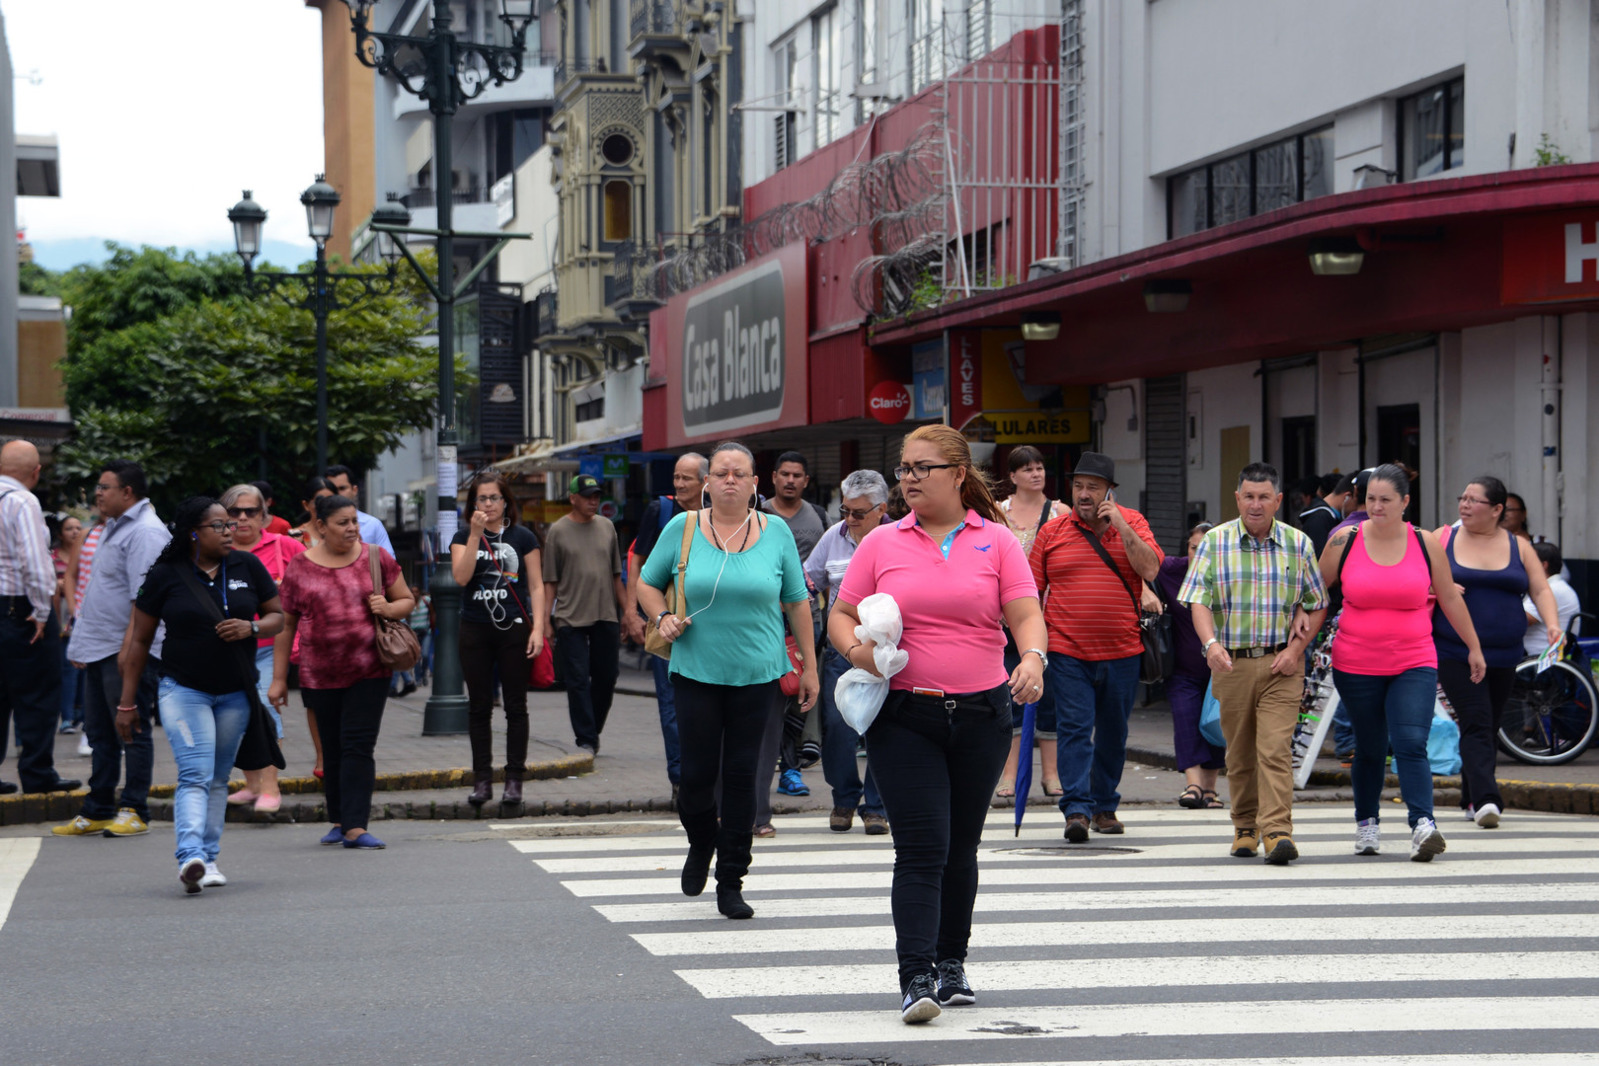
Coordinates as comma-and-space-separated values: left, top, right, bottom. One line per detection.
250, 620, 260, 637
1201, 638, 1219, 655
1022, 647, 1048, 668
656, 610, 671, 624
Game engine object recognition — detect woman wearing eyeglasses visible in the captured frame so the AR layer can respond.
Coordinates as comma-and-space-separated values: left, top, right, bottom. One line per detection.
827, 425, 1046, 1023
216, 483, 306, 814
269, 494, 415, 850
450, 471, 544, 810
1434, 476, 1561, 829
118, 497, 283, 892
636, 441, 818, 921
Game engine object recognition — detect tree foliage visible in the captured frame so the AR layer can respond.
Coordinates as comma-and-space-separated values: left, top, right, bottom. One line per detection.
53, 244, 454, 516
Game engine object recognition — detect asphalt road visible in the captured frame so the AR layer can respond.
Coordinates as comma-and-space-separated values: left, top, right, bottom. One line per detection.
4, 805, 1599, 1066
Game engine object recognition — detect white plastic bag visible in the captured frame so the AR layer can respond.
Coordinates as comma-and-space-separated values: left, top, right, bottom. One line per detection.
834, 594, 908, 734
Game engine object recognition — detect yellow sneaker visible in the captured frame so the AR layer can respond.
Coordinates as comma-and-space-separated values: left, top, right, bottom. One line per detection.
101, 808, 149, 837
52, 815, 113, 836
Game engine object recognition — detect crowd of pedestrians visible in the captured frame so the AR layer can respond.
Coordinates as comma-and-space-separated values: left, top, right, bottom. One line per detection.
2, 431, 1587, 1025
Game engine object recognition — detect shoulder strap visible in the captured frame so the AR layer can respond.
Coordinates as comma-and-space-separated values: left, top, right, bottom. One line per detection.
480, 533, 531, 622
672, 512, 695, 614
1412, 525, 1435, 577
176, 563, 265, 698
176, 564, 227, 625
369, 545, 383, 595
1332, 523, 1360, 586
1034, 501, 1053, 538
1076, 521, 1142, 615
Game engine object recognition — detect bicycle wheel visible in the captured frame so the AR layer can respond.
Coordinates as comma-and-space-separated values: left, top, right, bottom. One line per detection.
1496, 658, 1599, 765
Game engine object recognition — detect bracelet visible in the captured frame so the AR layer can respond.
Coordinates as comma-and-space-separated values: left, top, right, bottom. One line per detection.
115, 704, 137, 712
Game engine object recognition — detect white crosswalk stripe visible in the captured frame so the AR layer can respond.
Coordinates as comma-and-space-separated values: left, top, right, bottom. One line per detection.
504, 808, 1599, 1063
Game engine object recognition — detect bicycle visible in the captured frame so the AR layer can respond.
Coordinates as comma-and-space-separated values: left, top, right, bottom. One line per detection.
1496, 613, 1598, 767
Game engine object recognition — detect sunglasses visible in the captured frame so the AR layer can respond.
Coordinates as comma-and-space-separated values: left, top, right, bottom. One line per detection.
226, 506, 262, 518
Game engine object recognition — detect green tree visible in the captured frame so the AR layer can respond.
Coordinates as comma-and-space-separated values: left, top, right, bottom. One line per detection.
54, 244, 456, 516
18, 259, 60, 297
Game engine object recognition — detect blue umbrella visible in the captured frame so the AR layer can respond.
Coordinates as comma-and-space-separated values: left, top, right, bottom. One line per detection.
1013, 698, 1036, 836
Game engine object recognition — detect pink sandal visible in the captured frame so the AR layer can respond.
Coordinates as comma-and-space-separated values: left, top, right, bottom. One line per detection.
254, 794, 282, 814
226, 788, 258, 806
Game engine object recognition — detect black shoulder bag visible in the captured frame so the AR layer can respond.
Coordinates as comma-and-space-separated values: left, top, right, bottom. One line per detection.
174, 565, 285, 772
1076, 524, 1173, 686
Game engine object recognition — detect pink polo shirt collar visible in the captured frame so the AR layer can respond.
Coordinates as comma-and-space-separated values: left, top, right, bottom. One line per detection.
894, 509, 987, 533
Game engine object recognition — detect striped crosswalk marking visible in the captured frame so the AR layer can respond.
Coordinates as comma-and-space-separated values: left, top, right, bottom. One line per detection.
505, 808, 1599, 1063
0, 838, 41, 936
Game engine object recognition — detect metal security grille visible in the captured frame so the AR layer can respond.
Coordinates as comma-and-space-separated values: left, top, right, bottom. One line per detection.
1143, 376, 1188, 554
1058, 0, 1085, 267
938, 56, 1060, 301
476, 284, 525, 449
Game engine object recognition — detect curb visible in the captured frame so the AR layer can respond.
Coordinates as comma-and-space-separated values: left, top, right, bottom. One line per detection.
1127, 745, 1599, 817
0, 753, 593, 828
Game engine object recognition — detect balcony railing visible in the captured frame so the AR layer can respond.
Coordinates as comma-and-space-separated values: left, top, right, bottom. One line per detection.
534, 289, 558, 338
608, 240, 665, 307
400, 187, 493, 209
554, 56, 612, 85
630, 0, 683, 39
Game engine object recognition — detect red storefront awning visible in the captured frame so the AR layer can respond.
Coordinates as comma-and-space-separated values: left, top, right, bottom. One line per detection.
868, 163, 1599, 384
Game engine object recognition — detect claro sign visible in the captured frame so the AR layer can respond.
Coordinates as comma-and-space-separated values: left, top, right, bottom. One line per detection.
658, 243, 809, 447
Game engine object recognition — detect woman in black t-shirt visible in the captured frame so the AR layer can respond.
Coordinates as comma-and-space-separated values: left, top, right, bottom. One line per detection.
121, 497, 283, 894
449, 472, 545, 809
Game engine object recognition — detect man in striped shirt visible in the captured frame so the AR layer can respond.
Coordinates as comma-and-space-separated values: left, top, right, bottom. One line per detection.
1179, 462, 1327, 866
0, 440, 81, 795
1030, 452, 1163, 842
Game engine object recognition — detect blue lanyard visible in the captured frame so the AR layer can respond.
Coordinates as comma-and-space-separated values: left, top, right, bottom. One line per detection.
198, 559, 227, 614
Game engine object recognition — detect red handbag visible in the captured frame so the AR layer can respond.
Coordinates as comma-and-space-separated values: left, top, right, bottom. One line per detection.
529, 639, 556, 690
779, 636, 804, 697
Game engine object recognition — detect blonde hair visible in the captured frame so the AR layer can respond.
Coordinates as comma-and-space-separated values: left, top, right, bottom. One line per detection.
901, 425, 1005, 525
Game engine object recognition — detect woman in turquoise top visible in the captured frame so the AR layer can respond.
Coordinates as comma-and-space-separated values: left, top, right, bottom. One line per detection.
637, 441, 818, 920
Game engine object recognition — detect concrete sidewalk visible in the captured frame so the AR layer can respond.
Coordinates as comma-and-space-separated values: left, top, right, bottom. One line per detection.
5, 659, 1597, 826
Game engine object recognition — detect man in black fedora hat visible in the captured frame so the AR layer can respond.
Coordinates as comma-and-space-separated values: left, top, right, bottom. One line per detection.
1029, 451, 1163, 841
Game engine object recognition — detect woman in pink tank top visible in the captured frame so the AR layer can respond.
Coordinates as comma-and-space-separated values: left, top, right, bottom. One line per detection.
1319, 465, 1483, 863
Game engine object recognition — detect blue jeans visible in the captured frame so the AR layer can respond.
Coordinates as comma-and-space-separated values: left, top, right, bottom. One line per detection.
1333, 667, 1438, 828
1049, 653, 1141, 819
818, 646, 884, 815
159, 677, 250, 864
1332, 699, 1355, 754
58, 638, 84, 729
254, 645, 283, 738
650, 655, 681, 786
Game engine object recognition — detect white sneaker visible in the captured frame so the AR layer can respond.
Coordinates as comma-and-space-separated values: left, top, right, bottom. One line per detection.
77, 734, 92, 756
1354, 818, 1380, 855
1409, 817, 1447, 862
199, 861, 227, 888
179, 858, 206, 894
1462, 805, 1476, 822
1474, 802, 1501, 828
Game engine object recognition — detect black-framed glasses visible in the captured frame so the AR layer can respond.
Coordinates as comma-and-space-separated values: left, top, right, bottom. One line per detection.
841, 505, 882, 520
200, 520, 240, 534
226, 506, 262, 518
893, 463, 955, 482
476, 494, 506, 504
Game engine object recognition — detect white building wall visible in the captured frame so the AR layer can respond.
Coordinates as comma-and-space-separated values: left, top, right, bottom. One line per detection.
1184, 363, 1262, 525
0, 12, 17, 408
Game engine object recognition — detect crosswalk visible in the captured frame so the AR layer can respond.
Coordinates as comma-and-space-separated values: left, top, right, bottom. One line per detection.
499, 806, 1599, 1065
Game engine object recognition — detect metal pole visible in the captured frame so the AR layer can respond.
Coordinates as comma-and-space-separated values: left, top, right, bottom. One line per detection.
314, 240, 330, 476
422, 0, 469, 735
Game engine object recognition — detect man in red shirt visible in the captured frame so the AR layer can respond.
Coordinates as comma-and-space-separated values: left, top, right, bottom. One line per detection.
1030, 452, 1162, 842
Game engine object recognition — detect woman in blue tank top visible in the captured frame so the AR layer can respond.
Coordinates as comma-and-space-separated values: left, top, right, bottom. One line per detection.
1434, 476, 1562, 830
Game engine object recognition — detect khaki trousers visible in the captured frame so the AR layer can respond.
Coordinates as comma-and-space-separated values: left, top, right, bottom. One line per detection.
1209, 655, 1303, 838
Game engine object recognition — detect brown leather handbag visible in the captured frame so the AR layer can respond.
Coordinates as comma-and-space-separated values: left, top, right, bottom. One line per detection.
644, 515, 697, 660
369, 549, 421, 672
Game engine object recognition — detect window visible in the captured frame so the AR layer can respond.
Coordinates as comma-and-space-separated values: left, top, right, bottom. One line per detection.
774, 36, 797, 169
966, 0, 992, 60
492, 108, 547, 183
814, 7, 844, 146
1400, 76, 1464, 180
603, 180, 631, 241
574, 395, 605, 422
1165, 125, 1335, 239
909, 0, 944, 93
857, 0, 879, 124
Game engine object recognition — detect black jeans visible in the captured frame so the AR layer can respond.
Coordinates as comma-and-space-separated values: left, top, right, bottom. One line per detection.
674, 674, 778, 891
0, 611, 66, 791
556, 621, 620, 749
459, 620, 530, 776
1438, 659, 1516, 811
304, 677, 389, 831
81, 653, 159, 820
865, 684, 1012, 990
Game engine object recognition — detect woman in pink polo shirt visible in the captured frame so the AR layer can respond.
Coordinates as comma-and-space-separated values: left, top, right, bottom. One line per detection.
828, 424, 1046, 1025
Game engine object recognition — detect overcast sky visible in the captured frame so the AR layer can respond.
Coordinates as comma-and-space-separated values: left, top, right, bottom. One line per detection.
7, 0, 327, 267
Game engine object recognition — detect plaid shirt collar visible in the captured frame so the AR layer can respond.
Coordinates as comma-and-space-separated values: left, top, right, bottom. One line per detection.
1234, 518, 1286, 551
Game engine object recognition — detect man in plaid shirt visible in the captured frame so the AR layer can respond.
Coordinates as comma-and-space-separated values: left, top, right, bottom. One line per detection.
1179, 462, 1327, 866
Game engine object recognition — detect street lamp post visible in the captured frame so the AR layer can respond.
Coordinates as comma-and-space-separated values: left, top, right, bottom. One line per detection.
342, 0, 538, 736
226, 178, 410, 476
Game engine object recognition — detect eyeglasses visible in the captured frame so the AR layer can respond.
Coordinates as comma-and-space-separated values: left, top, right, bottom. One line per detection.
841, 505, 882, 521
93, 482, 118, 494
708, 470, 753, 482
1504, 506, 1525, 514
200, 520, 240, 534
893, 463, 955, 482
226, 506, 262, 518
1457, 495, 1491, 507
476, 494, 505, 504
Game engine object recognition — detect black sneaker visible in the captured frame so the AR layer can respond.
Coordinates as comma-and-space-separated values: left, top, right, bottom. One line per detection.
900, 972, 941, 1024
935, 959, 975, 1006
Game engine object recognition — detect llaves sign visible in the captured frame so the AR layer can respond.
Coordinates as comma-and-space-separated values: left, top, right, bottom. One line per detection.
660, 242, 809, 446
